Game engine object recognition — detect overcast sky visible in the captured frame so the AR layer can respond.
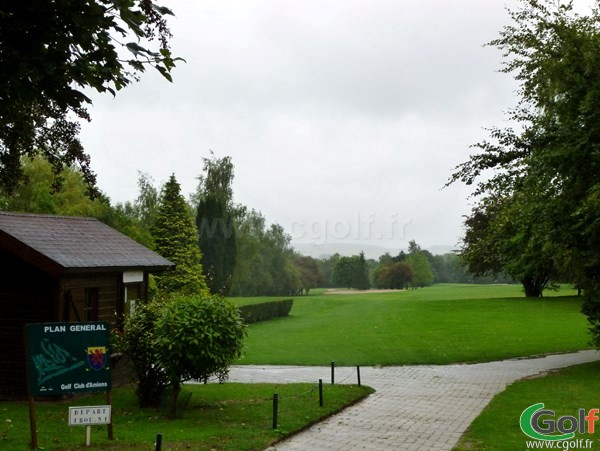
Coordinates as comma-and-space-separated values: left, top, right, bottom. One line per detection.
80, 0, 529, 257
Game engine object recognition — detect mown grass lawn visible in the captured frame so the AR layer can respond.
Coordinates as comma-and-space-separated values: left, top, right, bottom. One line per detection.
232, 284, 590, 366
0, 383, 373, 450
453, 360, 600, 451
3, 284, 591, 450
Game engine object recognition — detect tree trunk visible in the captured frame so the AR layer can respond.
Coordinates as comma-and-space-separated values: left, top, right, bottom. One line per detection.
521, 274, 546, 297
168, 384, 181, 419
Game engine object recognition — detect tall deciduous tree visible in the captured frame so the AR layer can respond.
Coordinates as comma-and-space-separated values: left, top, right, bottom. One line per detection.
152, 174, 207, 295
373, 262, 414, 289
194, 154, 237, 295
0, 1, 181, 195
461, 192, 556, 296
405, 242, 434, 288
229, 208, 300, 296
0, 156, 109, 216
332, 253, 370, 290
448, 1, 600, 304
316, 253, 341, 288
332, 256, 356, 289
293, 255, 325, 295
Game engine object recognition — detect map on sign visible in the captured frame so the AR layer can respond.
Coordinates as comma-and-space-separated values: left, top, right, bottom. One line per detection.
26, 322, 111, 397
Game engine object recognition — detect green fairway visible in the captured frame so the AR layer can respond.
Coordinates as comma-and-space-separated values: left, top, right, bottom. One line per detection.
233, 284, 591, 366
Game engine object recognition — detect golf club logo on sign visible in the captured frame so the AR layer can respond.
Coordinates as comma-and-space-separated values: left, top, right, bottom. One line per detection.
87, 347, 107, 371
520, 403, 596, 446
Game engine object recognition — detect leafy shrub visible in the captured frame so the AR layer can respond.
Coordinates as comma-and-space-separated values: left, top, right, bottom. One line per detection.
154, 294, 247, 418
237, 299, 293, 324
112, 297, 168, 407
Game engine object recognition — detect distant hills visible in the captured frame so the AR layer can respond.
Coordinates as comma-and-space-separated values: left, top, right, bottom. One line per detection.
292, 242, 458, 260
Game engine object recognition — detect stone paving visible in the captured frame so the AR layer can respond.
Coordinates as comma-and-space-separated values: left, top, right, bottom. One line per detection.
226, 350, 600, 450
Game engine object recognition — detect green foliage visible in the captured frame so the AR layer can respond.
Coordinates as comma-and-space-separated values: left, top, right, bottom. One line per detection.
196, 195, 236, 295
133, 172, 161, 229
429, 253, 471, 283
461, 192, 556, 297
0, 1, 181, 194
154, 294, 247, 418
106, 172, 161, 249
371, 241, 432, 289
193, 154, 237, 295
448, 0, 600, 299
230, 208, 300, 296
331, 256, 355, 288
152, 174, 208, 296
191, 152, 235, 207
405, 252, 434, 288
331, 253, 370, 289
113, 297, 168, 407
0, 157, 161, 249
238, 299, 294, 324
292, 255, 325, 295
316, 253, 341, 288
354, 252, 371, 290
0, 156, 110, 216
373, 261, 414, 289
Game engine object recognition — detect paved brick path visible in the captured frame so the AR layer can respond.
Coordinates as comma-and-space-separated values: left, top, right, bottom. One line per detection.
227, 350, 600, 450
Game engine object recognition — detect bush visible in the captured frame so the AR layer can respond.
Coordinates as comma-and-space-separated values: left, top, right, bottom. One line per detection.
112, 297, 168, 407
237, 299, 294, 324
154, 294, 247, 418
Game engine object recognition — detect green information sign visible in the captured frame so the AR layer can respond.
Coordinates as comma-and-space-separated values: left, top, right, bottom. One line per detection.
25, 322, 111, 397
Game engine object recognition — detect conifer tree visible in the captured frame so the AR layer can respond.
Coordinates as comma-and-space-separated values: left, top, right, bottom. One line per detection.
354, 251, 371, 290
152, 174, 207, 295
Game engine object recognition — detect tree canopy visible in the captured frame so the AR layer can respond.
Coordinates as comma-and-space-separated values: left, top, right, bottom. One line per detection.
448, 0, 600, 301
0, 1, 180, 195
372, 261, 414, 289
194, 154, 237, 295
331, 253, 370, 290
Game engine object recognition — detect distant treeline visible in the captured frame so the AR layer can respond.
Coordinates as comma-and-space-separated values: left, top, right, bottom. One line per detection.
0, 157, 510, 298
316, 240, 514, 291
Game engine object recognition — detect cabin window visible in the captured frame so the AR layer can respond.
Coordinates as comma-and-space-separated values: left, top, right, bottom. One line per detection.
84, 288, 99, 321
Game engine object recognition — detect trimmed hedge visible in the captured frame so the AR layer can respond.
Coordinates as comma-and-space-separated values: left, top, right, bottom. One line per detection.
238, 299, 294, 324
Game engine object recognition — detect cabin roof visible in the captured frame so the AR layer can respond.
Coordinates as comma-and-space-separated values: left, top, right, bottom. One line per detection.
0, 212, 173, 275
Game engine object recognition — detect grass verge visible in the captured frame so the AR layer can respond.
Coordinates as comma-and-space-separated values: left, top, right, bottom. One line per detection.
233, 284, 590, 366
453, 360, 600, 451
0, 383, 374, 450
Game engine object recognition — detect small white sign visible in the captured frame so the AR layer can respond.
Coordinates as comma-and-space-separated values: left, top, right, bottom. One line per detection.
68, 405, 111, 426
123, 271, 144, 283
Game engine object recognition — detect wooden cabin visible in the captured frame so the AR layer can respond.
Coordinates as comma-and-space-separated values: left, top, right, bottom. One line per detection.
0, 212, 173, 398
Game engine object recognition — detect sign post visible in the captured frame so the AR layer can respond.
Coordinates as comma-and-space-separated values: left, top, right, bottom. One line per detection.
24, 322, 112, 448
69, 405, 112, 447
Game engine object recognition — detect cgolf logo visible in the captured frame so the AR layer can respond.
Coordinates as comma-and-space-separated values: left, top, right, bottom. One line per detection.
520, 403, 598, 441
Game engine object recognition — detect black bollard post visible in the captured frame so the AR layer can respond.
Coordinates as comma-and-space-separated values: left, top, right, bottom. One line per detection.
319, 379, 323, 407
155, 433, 163, 451
272, 394, 279, 429
331, 361, 335, 384
357, 365, 361, 386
